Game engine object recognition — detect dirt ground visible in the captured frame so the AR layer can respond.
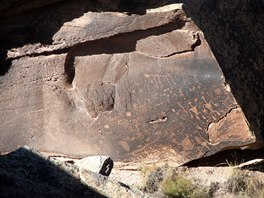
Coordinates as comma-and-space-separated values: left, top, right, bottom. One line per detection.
111, 149, 264, 198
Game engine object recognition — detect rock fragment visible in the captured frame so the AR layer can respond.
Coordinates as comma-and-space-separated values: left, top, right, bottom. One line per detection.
75, 156, 114, 176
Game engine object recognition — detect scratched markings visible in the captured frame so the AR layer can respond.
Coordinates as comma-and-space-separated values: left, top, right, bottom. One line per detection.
0, 8, 255, 164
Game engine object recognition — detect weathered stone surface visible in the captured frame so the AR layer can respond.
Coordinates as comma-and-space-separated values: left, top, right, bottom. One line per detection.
0, 146, 106, 198
135, 30, 199, 57
81, 169, 149, 198
207, 108, 253, 145
74, 156, 113, 176
0, 0, 261, 165
6, 5, 184, 59
0, 146, 146, 197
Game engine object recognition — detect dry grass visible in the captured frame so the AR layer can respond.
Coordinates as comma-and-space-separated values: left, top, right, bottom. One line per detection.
161, 172, 209, 198
138, 165, 165, 193
138, 164, 264, 198
139, 166, 210, 197
226, 169, 264, 197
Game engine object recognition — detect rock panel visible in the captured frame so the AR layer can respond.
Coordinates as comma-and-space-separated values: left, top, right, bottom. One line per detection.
0, 1, 258, 165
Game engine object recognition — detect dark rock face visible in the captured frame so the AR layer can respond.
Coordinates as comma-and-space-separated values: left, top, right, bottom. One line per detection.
0, 147, 106, 198
0, 0, 63, 18
185, 0, 264, 148
0, 0, 262, 165
0, 146, 145, 197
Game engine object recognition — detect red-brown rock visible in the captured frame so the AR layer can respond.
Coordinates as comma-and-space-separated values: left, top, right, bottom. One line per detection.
0, 1, 261, 165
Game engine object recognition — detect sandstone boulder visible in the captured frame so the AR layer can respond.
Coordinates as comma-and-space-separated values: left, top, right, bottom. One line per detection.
0, 0, 261, 166
74, 156, 113, 176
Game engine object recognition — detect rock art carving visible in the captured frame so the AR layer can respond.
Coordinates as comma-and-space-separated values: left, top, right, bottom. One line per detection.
0, 1, 259, 165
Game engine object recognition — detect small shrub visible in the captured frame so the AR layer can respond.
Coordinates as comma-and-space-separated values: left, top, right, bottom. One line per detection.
139, 166, 210, 197
245, 174, 264, 195
144, 167, 165, 193
138, 165, 158, 177
161, 175, 193, 197
226, 169, 264, 197
208, 182, 219, 197
138, 165, 166, 193
226, 170, 247, 193
161, 174, 209, 198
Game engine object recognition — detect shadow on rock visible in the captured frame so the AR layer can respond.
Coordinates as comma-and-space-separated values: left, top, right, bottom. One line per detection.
0, 0, 93, 75
0, 147, 106, 198
186, 147, 264, 172
182, 0, 264, 146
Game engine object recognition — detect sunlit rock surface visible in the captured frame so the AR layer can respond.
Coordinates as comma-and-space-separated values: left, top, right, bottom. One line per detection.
0, 0, 262, 165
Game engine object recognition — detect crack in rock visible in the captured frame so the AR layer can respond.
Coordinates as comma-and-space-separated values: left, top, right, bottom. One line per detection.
207, 106, 238, 132
7, 8, 185, 60
206, 106, 254, 146
148, 116, 168, 124
136, 31, 201, 58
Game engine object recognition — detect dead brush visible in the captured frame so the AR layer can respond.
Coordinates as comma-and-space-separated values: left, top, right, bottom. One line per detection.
226, 169, 264, 197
